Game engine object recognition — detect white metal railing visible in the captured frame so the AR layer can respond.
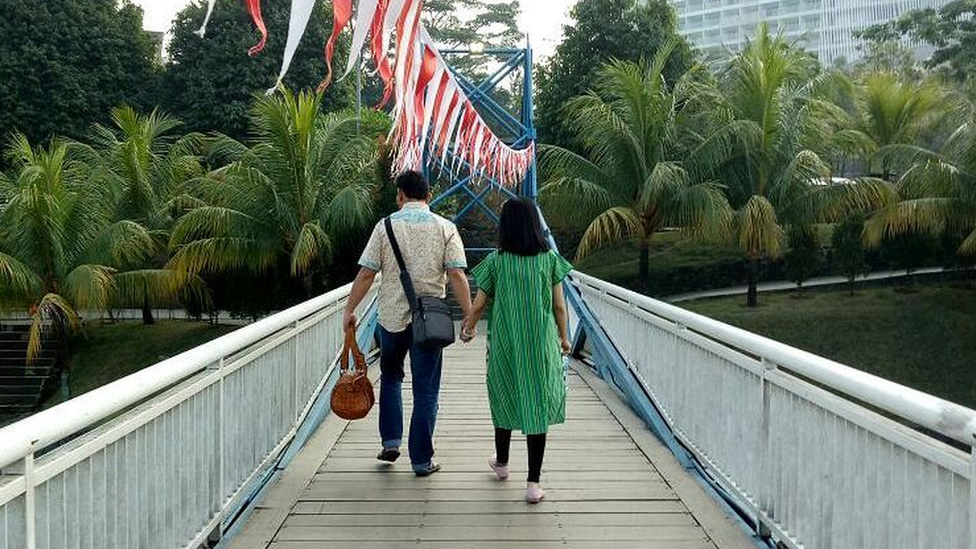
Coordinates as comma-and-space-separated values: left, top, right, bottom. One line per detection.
571, 271, 976, 549
0, 283, 374, 549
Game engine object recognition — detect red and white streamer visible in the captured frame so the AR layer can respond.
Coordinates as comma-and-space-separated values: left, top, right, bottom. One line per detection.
330, 0, 533, 187
196, 0, 534, 187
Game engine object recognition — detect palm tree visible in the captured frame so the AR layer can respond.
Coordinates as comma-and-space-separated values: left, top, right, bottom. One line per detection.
90, 106, 208, 229
854, 72, 946, 180
863, 93, 976, 255
0, 135, 201, 358
716, 24, 891, 306
168, 88, 388, 297
86, 106, 210, 323
539, 41, 733, 286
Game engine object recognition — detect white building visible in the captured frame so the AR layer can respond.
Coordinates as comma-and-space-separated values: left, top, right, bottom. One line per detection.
670, 0, 950, 64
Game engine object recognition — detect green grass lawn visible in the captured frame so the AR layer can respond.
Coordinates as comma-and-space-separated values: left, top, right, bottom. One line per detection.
681, 282, 976, 410
61, 320, 239, 399
574, 232, 742, 284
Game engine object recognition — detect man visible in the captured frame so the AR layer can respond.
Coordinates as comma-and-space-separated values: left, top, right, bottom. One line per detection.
343, 170, 473, 477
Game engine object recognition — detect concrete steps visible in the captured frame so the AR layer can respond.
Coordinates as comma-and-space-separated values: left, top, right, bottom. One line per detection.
0, 324, 63, 416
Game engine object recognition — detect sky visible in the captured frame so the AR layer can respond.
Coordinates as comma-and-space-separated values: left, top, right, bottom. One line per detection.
133, 0, 575, 59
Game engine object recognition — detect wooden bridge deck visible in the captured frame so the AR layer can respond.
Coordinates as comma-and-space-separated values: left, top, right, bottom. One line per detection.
229, 334, 754, 549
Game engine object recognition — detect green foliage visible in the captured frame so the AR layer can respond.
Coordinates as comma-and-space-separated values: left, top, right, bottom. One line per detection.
716, 25, 892, 304
858, 0, 976, 83
853, 71, 946, 178
851, 40, 923, 82
0, 135, 200, 357
161, 0, 355, 140
0, 0, 158, 144
832, 216, 868, 292
784, 228, 821, 291
539, 50, 732, 284
862, 93, 976, 256
683, 282, 976, 410
535, 0, 693, 149
88, 106, 208, 229
61, 321, 238, 399
168, 89, 390, 308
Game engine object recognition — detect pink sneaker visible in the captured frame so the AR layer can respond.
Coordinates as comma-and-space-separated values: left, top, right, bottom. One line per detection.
488, 457, 509, 480
526, 482, 545, 504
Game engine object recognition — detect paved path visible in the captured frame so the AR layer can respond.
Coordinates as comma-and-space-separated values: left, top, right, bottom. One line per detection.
228, 334, 753, 549
667, 266, 959, 302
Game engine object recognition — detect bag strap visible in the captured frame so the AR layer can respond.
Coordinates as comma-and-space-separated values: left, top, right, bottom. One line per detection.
341, 329, 367, 374
384, 216, 419, 312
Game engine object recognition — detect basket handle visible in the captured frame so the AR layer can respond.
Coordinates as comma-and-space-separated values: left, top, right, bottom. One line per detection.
341, 329, 367, 374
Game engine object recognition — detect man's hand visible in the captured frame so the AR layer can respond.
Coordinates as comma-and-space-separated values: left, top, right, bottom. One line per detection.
343, 311, 358, 333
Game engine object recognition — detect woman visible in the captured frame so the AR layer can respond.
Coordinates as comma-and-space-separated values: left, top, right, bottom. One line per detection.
461, 197, 573, 504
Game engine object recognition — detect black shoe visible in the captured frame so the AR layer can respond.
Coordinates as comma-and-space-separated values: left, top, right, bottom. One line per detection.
377, 447, 401, 463
414, 461, 441, 477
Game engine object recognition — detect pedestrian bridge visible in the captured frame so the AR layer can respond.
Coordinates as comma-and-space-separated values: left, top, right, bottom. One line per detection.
1, 272, 974, 549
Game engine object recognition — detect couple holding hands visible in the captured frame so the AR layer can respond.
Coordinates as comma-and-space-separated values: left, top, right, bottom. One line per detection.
343, 171, 572, 504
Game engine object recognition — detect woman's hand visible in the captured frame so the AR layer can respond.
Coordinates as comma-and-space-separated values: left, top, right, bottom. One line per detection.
460, 319, 477, 343
560, 337, 571, 356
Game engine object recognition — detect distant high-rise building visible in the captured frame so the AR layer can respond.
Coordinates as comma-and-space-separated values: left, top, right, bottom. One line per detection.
669, 0, 949, 64
147, 30, 165, 63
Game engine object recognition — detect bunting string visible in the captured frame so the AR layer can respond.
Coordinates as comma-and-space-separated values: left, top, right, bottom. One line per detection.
195, 0, 534, 187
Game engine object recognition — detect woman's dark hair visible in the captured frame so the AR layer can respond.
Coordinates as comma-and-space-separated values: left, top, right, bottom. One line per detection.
498, 198, 550, 256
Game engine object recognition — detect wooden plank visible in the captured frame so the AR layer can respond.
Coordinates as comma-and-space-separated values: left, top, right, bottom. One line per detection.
282, 512, 697, 527
295, 499, 688, 515
232, 333, 741, 549
275, 524, 710, 542
309, 470, 661, 482
298, 486, 676, 501
573, 362, 756, 549
271, 540, 715, 549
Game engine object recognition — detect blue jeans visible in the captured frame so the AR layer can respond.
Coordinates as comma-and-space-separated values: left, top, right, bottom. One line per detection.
378, 325, 443, 471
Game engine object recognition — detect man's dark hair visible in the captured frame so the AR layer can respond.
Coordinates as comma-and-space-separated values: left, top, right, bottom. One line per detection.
498, 198, 550, 257
395, 170, 430, 200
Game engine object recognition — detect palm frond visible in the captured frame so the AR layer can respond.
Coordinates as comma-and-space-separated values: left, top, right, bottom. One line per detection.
576, 207, 643, 260
736, 195, 785, 258
26, 293, 79, 363
290, 223, 332, 276
62, 264, 116, 310
862, 198, 963, 247
0, 251, 43, 307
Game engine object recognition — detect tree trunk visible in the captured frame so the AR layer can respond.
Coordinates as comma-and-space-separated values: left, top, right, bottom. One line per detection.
746, 258, 759, 308
141, 280, 155, 325
638, 239, 650, 290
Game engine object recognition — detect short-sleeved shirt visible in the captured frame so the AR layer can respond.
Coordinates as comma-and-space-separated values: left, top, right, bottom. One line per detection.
359, 202, 467, 332
472, 250, 574, 434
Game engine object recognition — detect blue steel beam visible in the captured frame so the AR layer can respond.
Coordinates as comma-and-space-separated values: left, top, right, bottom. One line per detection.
454, 184, 500, 225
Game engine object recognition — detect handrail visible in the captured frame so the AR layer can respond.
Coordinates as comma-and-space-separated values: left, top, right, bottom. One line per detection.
571, 271, 976, 446
0, 283, 353, 470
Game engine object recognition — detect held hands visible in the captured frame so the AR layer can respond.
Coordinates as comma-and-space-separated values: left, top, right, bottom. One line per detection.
460, 316, 477, 343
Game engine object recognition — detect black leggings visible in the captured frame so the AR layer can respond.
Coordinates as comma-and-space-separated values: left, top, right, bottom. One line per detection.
494, 428, 547, 483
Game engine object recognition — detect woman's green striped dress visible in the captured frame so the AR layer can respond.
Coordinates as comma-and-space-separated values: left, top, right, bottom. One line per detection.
472, 250, 573, 435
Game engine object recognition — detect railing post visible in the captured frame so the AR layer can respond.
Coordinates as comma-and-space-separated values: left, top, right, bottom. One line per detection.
24, 447, 35, 549
757, 358, 775, 540
210, 356, 225, 545
293, 320, 301, 418
969, 440, 975, 549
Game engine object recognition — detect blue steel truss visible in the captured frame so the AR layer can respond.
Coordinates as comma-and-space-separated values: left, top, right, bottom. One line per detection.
426, 45, 537, 251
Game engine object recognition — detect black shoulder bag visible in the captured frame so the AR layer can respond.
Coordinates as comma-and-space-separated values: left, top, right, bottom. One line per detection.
384, 217, 456, 348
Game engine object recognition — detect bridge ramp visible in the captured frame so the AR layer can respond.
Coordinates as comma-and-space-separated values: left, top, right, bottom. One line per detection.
229, 334, 753, 549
